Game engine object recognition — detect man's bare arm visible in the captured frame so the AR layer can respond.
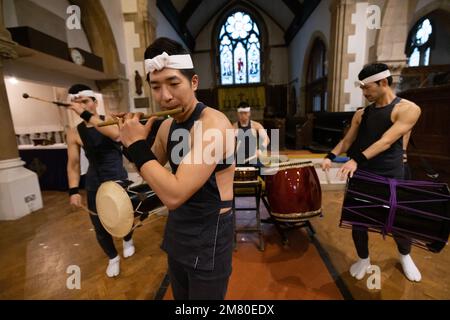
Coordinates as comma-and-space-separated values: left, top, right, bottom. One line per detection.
140, 117, 232, 210
150, 119, 170, 165
253, 121, 270, 148
66, 128, 81, 188
68, 103, 120, 141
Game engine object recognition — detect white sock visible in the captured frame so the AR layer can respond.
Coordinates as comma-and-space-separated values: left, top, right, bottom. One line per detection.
399, 254, 421, 282
106, 255, 120, 278
123, 239, 135, 258
350, 257, 371, 280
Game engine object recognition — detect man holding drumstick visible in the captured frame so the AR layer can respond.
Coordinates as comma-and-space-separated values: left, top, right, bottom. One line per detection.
321, 63, 422, 282
66, 84, 135, 278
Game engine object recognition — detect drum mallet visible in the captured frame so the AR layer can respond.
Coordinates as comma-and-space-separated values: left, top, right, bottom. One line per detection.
22, 93, 71, 107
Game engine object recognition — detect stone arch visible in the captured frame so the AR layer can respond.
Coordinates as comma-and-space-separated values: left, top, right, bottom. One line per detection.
409, 0, 450, 29
375, 0, 409, 68
70, 0, 129, 112
300, 31, 328, 115
373, 0, 450, 86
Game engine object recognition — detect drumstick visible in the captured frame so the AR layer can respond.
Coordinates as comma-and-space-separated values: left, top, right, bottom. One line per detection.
22, 93, 71, 107
97, 107, 184, 127
79, 204, 98, 216
131, 209, 166, 231
244, 154, 258, 164
324, 169, 331, 185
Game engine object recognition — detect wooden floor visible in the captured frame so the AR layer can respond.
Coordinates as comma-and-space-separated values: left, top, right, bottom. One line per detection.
1, 188, 449, 300
164, 203, 343, 300
0, 191, 168, 300
313, 191, 450, 300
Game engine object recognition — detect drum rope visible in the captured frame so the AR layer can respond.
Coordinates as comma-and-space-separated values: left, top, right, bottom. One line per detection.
80, 204, 98, 216
342, 170, 450, 246
78, 204, 167, 231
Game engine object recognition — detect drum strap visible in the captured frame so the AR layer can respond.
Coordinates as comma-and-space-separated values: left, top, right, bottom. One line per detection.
79, 205, 166, 232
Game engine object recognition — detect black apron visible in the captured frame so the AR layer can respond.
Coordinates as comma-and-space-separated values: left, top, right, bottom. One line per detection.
236, 120, 259, 167
77, 116, 127, 191
160, 102, 234, 272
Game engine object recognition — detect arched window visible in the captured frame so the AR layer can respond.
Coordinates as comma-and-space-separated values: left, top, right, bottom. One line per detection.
305, 38, 327, 113
406, 18, 433, 67
219, 11, 261, 85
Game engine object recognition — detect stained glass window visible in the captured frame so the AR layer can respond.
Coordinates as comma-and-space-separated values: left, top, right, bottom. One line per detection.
219, 11, 261, 85
407, 18, 433, 67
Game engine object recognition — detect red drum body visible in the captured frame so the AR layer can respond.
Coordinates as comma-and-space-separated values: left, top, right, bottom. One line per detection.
265, 162, 322, 223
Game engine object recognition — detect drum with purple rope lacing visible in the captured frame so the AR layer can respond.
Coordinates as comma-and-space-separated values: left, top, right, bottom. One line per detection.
340, 170, 450, 253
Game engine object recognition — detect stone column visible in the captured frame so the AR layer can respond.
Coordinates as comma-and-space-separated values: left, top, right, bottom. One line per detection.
327, 0, 357, 112
375, 0, 410, 90
121, 0, 157, 113
0, 0, 43, 220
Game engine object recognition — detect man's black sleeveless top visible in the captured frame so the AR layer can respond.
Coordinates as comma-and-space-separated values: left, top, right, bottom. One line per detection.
348, 97, 404, 179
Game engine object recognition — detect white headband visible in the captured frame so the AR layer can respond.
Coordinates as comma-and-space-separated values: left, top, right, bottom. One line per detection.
144, 52, 193, 75
237, 107, 251, 112
68, 90, 96, 100
355, 70, 391, 87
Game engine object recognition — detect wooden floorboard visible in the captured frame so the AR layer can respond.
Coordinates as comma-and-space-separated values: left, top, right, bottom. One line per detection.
1, 188, 449, 300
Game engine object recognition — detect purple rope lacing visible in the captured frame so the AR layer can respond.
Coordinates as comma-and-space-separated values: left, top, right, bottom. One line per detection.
342, 170, 450, 241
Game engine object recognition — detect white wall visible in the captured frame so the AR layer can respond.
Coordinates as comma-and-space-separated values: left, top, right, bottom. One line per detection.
3, 59, 99, 135
156, 8, 186, 47
288, 0, 330, 106
5, 78, 65, 134
2, 60, 97, 91
3, 0, 92, 53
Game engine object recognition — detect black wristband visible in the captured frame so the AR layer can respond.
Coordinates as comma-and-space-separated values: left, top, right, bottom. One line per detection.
80, 110, 93, 122
351, 151, 368, 165
127, 139, 157, 171
68, 187, 79, 196
325, 152, 337, 161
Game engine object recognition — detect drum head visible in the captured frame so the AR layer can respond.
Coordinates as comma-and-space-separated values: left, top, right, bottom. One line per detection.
96, 181, 134, 238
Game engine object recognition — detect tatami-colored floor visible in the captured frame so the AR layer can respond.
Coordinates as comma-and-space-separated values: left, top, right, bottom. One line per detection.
1, 186, 448, 300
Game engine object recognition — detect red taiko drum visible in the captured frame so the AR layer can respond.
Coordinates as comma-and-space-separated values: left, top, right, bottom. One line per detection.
265, 161, 322, 223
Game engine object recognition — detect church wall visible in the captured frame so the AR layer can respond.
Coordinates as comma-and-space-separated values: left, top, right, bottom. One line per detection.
428, 11, 450, 65
288, 0, 330, 113
415, 0, 437, 13
155, 7, 186, 48
410, 2, 450, 66
100, 0, 128, 65
3, 0, 92, 53
192, 7, 288, 90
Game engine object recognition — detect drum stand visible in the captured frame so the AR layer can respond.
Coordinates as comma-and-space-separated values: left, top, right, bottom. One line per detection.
260, 195, 316, 246
232, 179, 265, 251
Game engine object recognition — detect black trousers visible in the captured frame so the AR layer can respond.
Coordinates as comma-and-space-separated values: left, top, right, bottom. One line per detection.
352, 226, 411, 259
168, 255, 231, 300
87, 191, 133, 259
